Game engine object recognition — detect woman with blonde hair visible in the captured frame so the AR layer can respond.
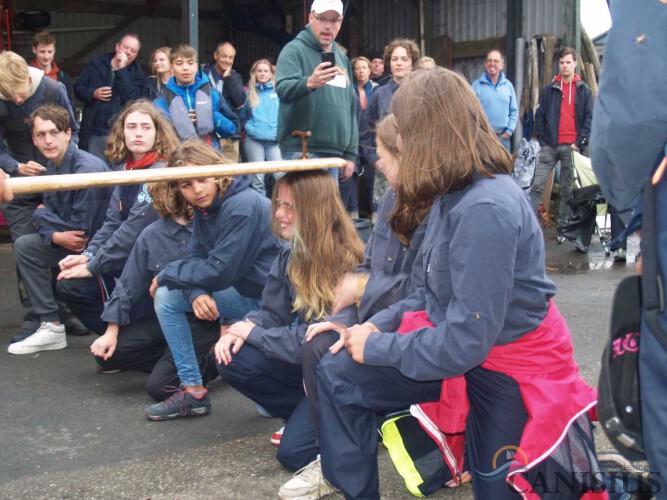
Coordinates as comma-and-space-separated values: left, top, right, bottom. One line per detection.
147, 47, 172, 99
240, 58, 281, 195
315, 68, 601, 499
56, 100, 178, 335
146, 139, 283, 421
215, 170, 364, 474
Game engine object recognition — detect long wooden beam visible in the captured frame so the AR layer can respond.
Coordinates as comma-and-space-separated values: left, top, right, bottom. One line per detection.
7, 158, 345, 195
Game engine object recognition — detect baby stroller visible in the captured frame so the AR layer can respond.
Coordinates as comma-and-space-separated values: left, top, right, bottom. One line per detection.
559, 150, 610, 253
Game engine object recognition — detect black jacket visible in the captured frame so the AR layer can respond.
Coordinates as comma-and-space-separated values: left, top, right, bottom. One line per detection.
535, 78, 593, 150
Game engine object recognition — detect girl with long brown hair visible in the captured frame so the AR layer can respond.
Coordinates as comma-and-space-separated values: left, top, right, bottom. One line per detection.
315, 68, 601, 499
145, 139, 283, 421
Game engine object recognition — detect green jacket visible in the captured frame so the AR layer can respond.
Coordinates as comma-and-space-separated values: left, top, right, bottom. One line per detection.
275, 26, 358, 161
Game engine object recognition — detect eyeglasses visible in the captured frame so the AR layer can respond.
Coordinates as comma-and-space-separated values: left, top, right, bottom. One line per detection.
273, 200, 295, 214
312, 13, 343, 26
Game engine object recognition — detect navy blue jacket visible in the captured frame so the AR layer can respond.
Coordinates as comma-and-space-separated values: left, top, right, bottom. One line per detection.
244, 247, 309, 364
157, 175, 283, 304
331, 188, 428, 326
366, 174, 557, 380
0, 68, 79, 174
101, 217, 192, 325
535, 78, 593, 150
75, 54, 147, 142
85, 161, 163, 276
32, 143, 112, 245
360, 79, 398, 168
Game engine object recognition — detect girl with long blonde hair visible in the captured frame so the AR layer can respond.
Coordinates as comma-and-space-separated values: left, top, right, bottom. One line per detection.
215, 170, 364, 471
240, 58, 281, 195
147, 47, 172, 99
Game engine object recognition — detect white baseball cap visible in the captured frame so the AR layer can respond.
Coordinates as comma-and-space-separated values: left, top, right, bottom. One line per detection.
311, 0, 343, 16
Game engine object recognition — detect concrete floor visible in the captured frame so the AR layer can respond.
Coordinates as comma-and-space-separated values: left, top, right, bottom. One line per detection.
0, 230, 639, 499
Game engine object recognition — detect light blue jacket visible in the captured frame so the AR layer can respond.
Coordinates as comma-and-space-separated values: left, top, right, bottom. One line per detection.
241, 81, 279, 142
471, 71, 518, 135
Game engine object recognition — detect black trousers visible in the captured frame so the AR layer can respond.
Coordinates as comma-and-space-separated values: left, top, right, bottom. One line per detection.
94, 315, 220, 401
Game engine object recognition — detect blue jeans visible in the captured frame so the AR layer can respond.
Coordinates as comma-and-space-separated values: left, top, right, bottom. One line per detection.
244, 136, 282, 195
281, 151, 339, 181
154, 286, 260, 387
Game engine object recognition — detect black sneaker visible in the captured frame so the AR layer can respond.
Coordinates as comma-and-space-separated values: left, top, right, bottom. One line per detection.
63, 316, 93, 336
145, 385, 211, 421
10, 327, 37, 344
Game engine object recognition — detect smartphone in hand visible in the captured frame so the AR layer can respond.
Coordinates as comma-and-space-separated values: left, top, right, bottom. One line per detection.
321, 51, 335, 68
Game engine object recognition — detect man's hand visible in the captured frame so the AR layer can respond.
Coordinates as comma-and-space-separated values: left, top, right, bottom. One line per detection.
340, 160, 355, 181
149, 276, 159, 298
113, 50, 130, 70
191, 294, 219, 321
93, 86, 112, 101
17, 161, 46, 176
501, 132, 511, 139
57, 262, 92, 280
0, 172, 12, 202
52, 231, 89, 253
306, 62, 340, 90
305, 320, 346, 342
90, 329, 119, 361
571, 143, 580, 151
59, 254, 89, 271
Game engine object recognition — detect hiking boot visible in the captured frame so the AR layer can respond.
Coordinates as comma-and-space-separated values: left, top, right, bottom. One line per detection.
271, 426, 285, 446
8, 322, 67, 355
278, 455, 338, 499
145, 385, 211, 421
613, 248, 627, 263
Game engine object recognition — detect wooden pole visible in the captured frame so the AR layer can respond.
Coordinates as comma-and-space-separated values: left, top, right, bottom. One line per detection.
6, 158, 345, 195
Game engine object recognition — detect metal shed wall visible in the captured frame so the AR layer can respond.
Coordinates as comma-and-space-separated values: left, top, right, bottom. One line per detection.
360, 0, 420, 55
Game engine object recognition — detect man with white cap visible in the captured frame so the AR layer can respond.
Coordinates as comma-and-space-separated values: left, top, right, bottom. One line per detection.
275, 0, 356, 184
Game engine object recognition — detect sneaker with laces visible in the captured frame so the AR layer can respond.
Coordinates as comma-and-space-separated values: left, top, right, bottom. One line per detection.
271, 426, 285, 446
8, 322, 66, 354
145, 385, 211, 421
278, 455, 338, 499
613, 248, 627, 263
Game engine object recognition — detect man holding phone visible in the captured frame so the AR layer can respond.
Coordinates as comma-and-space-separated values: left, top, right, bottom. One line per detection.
275, 0, 356, 182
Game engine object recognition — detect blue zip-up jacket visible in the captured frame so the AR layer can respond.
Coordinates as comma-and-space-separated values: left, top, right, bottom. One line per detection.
157, 175, 284, 305
471, 71, 518, 135
360, 79, 398, 168
365, 174, 557, 380
0, 67, 79, 174
85, 161, 163, 276
74, 54, 146, 142
240, 81, 279, 142
101, 217, 193, 325
535, 77, 594, 150
331, 188, 429, 327
244, 247, 312, 364
32, 142, 112, 245
154, 72, 236, 143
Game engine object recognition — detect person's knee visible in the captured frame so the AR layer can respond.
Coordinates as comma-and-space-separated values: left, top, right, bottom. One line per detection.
276, 442, 313, 472
217, 345, 267, 385
302, 333, 336, 372
317, 351, 354, 393
56, 277, 78, 302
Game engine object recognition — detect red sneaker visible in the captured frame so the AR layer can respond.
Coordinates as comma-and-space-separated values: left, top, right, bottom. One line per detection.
271, 426, 285, 446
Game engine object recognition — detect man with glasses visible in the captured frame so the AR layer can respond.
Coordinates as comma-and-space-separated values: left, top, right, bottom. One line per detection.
275, 0, 356, 184
471, 49, 518, 153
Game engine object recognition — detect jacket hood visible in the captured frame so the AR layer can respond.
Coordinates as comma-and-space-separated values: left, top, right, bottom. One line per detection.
165, 71, 211, 97
199, 174, 252, 215
255, 81, 274, 91
296, 25, 331, 53
554, 73, 581, 84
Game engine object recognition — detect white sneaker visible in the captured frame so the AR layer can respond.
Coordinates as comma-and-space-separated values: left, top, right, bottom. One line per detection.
8, 322, 66, 355
278, 455, 338, 499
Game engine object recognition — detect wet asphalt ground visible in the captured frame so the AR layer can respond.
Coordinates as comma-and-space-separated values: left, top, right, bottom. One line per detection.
0, 228, 639, 499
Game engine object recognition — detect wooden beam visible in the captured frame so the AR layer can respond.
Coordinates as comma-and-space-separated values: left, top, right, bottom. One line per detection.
451, 37, 506, 60
63, 0, 167, 65
14, 0, 221, 20
7, 158, 346, 195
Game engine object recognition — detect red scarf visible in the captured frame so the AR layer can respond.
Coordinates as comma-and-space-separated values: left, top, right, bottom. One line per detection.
125, 150, 162, 170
